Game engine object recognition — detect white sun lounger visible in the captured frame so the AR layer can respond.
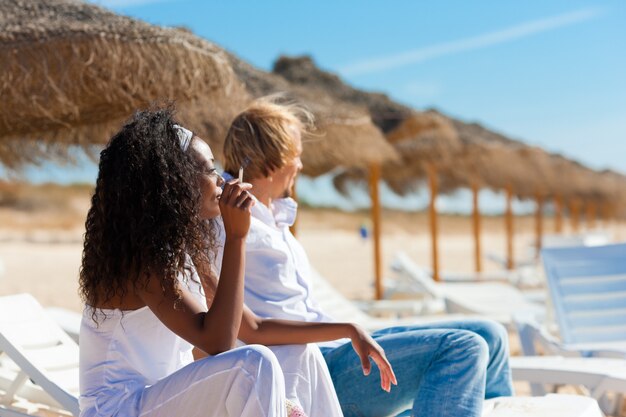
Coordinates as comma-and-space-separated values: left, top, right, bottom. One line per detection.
510, 356, 626, 398
541, 232, 611, 250
308, 270, 610, 414
45, 307, 81, 345
510, 355, 626, 415
486, 231, 612, 273
482, 394, 602, 417
2, 292, 608, 417
391, 260, 520, 284
0, 293, 79, 416
388, 252, 545, 328
307, 269, 492, 332
541, 243, 626, 357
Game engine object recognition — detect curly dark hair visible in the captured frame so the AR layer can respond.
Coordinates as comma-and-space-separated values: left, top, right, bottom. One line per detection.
79, 108, 216, 318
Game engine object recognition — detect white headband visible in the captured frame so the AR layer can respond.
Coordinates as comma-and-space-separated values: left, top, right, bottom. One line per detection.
173, 124, 193, 152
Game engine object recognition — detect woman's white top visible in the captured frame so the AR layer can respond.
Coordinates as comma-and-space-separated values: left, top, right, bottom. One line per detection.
78, 271, 205, 417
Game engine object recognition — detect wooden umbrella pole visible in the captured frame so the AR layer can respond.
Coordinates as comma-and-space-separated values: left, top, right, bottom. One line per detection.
601, 202, 611, 229
289, 182, 298, 237
427, 164, 441, 282
570, 200, 580, 233
535, 193, 544, 258
472, 183, 482, 274
554, 195, 563, 234
505, 184, 514, 270
368, 162, 383, 300
586, 201, 596, 230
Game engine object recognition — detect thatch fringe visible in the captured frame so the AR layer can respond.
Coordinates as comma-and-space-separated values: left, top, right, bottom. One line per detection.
1, 37, 240, 139
274, 55, 414, 134
0, 0, 247, 167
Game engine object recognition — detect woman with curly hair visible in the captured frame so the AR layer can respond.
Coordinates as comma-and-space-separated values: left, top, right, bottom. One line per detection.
78, 108, 347, 417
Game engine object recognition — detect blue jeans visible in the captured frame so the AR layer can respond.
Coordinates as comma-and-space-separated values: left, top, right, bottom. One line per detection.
320, 319, 513, 417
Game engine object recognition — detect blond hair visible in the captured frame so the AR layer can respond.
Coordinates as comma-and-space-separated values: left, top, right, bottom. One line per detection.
223, 96, 313, 181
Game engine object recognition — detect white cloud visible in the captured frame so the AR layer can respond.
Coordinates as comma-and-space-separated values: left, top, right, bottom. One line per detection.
340, 7, 605, 76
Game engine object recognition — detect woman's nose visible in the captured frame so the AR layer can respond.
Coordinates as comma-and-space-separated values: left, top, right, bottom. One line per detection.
216, 173, 225, 187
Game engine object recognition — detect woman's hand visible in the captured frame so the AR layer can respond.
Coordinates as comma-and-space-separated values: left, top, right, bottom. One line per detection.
348, 324, 397, 392
219, 180, 255, 239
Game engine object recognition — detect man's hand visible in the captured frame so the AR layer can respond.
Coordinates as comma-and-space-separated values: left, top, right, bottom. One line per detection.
348, 324, 397, 392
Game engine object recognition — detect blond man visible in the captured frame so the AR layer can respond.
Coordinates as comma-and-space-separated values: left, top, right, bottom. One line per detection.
219, 98, 513, 417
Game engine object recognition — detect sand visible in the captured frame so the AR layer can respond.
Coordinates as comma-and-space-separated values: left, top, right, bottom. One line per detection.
2, 184, 626, 406
1, 185, 621, 311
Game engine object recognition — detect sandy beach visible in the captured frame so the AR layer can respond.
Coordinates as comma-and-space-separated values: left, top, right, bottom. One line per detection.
3, 183, 626, 407
2, 182, 622, 312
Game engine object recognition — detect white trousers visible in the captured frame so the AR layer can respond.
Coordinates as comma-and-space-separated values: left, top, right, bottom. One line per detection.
268, 344, 343, 417
137, 344, 343, 417
139, 344, 286, 417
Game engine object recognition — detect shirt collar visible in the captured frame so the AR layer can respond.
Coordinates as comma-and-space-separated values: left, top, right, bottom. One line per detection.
221, 172, 297, 228
251, 196, 298, 229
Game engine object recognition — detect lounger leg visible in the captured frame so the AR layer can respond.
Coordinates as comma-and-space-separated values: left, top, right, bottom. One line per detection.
0, 372, 28, 407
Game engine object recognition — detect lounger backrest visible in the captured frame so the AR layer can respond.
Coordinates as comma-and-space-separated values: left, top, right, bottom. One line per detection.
308, 269, 372, 326
390, 252, 442, 299
542, 243, 626, 346
542, 232, 611, 249
542, 234, 587, 249
0, 293, 79, 416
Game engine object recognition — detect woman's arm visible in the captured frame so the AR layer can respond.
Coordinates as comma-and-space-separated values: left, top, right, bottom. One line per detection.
138, 181, 254, 355
239, 306, 397, 392
239, 306, 352, 345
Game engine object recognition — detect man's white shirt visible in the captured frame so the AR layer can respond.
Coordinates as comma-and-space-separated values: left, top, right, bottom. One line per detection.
215, 194, 335, 324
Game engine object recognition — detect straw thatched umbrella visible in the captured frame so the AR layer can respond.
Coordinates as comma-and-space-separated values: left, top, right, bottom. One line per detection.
430, 109, 577, 267
275, 55, 558, 278
0, 0, 246, 167
276, 56, 579, 275
596, 169, 626, 224
273, 56, 463, 193
543, 155, 618, 233
569, 165, 619, 230
274, 55, 466, 283
381, 112, 463, 281
274, 55, 623, 276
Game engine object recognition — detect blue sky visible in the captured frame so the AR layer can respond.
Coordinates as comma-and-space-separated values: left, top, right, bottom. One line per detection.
5, 0, 623, 196
90, 0, 626, 174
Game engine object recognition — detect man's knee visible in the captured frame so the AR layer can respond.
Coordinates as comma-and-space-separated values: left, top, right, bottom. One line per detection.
472, 319, 510, 352
446, 330, 489, 369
